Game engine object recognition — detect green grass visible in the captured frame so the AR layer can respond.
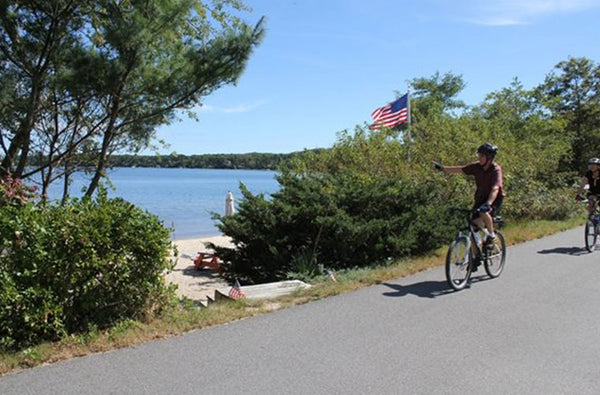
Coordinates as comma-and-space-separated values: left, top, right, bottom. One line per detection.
0, 216, 585, 376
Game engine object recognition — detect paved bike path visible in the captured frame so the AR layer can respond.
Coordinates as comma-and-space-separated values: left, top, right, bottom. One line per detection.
1, 227, 600, 394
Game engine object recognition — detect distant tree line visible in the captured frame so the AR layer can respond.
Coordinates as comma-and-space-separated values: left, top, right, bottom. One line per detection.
107, 150, 325, 170
21, 150, 325, 170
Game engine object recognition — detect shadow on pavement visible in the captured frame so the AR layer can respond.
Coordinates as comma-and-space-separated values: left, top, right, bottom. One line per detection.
382, 274, 491, 299
537, 246, 589, 256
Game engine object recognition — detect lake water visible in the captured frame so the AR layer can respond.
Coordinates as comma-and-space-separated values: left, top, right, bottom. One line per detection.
44, 168, 280, 240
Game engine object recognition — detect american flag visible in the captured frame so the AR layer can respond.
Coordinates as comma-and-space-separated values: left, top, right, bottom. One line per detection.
326, 269, 337, 282
228, 278, 245, 300
370, 93, 409, 129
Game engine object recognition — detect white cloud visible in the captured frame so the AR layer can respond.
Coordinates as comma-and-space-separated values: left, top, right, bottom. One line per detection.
465, 17, 526, 26
462, 0, 600, 25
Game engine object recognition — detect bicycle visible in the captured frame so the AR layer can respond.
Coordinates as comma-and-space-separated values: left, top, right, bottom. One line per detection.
445, 208, 507, 291
580, 197, 600, 252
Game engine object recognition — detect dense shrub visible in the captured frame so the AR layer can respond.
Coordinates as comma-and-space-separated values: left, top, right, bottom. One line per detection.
214, 173, 465, 283
0, 193, 175, 350
216, 70, 587, 285
214, 121, 581, 284
502, 177, 580, 220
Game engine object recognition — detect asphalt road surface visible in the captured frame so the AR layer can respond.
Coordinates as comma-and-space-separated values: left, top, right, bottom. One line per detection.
1, 227, 599, 394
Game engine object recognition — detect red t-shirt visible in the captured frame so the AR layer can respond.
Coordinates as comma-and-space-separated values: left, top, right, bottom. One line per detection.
462, 162, 504, 206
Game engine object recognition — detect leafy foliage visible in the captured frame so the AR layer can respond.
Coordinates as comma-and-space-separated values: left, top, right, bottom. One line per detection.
535, 57, 600, 172
214, 61, 595, 284
0, 193, 175, 350
213, 171, 464, 284
0, 173, 37, 207
1, 0, 264, 199
409, 71, 467, 118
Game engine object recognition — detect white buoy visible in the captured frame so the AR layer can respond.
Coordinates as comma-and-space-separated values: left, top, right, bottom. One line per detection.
225, 191, 235, 216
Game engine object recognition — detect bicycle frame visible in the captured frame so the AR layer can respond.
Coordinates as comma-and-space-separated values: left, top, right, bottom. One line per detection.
582, 198, 600, 252
456, 212, 490, 263
585, 198, 600, 220
577, 198, 600, 227
446, 208, 506, 290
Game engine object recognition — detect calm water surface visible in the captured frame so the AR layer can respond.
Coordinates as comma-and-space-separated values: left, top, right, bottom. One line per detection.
44, 168, 279, 239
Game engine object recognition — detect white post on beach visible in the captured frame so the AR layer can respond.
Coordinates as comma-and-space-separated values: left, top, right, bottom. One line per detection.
225, 191, 235, 216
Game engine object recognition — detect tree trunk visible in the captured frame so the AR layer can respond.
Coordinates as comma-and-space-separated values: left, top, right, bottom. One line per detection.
1, 78, 43, 178
85, 131, 112, 198
61, 163, 71, 206
85, 97, 121, 198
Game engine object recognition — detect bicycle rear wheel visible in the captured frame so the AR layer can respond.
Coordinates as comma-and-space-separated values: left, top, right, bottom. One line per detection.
585, 219, 598, 252
445, 235, 472, 291
484, 231, 506, 278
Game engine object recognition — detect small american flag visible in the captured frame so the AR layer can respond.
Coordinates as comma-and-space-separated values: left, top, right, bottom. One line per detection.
370, 93, 409, 129
228, 278, 245, 300
326, 269, 337, 282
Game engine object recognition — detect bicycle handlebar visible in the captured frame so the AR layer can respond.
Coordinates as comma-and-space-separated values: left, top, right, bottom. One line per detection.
447, 206, 488, 216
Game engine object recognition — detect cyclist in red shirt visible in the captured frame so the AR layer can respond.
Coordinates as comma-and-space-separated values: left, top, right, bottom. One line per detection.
575, 157, 600, 217
434, 143, 504, 247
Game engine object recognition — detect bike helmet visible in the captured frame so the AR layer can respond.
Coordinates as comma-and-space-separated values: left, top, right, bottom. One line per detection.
589, 157, 600, 165
477, 143, 498, 158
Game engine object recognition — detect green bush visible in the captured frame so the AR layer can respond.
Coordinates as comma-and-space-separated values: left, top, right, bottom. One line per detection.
213, 122, 580, 285
214, 173, 465, 284
0, 193, 175, 350
502, 177, 579, 220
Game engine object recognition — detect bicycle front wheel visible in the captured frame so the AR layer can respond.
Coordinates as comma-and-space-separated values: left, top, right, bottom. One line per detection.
484, 231, 506, 278
585, 219, 598, 252
446, 235, 472, 291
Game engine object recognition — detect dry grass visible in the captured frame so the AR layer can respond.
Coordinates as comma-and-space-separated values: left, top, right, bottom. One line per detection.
0, 216, 585, 376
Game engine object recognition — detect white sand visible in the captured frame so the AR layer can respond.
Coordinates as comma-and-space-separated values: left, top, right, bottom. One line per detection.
165, 235, 235, 303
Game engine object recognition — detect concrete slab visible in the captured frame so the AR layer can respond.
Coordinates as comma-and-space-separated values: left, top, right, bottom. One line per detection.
215, 280, 311, 301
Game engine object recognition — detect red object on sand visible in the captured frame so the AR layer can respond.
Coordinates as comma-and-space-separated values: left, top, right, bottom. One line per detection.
193, 252, 222, 271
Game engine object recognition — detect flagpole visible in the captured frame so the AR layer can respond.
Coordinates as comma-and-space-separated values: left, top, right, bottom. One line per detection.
406, 89, 411, 163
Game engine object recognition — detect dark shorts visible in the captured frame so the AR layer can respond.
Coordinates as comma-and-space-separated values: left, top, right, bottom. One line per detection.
472, 195, 503, 219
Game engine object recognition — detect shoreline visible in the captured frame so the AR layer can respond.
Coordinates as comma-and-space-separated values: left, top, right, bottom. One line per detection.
171, 234, 234, 252
171, 233, 223, 242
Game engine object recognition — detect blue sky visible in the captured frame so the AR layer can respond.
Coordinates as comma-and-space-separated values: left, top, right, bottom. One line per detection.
152, 0, 600, 155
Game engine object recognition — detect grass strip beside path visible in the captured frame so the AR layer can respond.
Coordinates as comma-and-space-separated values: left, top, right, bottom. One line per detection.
0, 216, 585, 376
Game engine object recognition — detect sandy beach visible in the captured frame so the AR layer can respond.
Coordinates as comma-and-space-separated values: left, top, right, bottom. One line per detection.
165, 235, 235, 303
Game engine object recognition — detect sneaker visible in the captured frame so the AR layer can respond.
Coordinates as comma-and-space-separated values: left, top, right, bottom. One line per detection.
485, 234, 496, 249
472, 256, 481, 272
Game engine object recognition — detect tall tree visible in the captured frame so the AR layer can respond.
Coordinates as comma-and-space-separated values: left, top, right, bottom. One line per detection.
0, 0, 264, 199
478, 78, 536, 131
472, 78, 569, 180
81, 0, 264, 197
0, 0, 84, 178
409, 71, 466, 119
402, 72, 467, 162
536, 57, 600, 172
